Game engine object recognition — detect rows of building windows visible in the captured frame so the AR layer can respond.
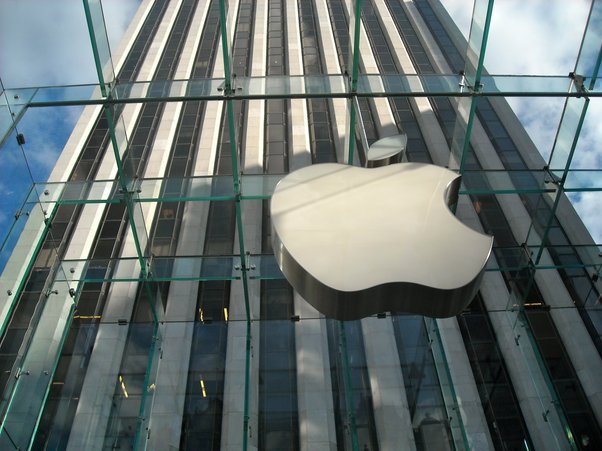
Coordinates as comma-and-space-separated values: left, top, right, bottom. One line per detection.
30, 0, 192, 447
1, 0, 599, 449
379, 1, 602, 447
354, 0, 531, 447
414, 0, 602, 354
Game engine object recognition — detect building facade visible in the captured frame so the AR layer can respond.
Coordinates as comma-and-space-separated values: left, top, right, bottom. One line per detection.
0, 0, 601, 450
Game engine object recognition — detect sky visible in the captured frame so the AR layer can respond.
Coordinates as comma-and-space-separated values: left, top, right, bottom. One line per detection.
440, 0, 601, 245
0, 0, 140, 266
0, 0, 600, 259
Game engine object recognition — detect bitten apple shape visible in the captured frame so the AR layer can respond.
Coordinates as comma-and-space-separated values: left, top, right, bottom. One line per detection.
270, 163, 493, 320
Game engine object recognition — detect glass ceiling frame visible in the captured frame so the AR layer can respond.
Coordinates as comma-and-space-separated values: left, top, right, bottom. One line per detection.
0, 0, 600, 449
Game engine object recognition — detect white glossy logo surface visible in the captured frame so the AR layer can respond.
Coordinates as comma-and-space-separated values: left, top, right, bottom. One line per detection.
270, 163, 493, 320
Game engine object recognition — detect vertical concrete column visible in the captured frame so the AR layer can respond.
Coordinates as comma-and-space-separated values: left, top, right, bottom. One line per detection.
0, 103, 101, 332
221, 144, 263, 449
536, 271, 602, 425
316, 2, 415, 446
295, 297, 338, 451
145, 1, 215, 448
220, 0, 263, 448
66, 1, 190, 449
436, 317, 495, 450
110, 0, 157, 74
371, 0, 449, 163
455, 190, 568, 450
457, 90, 602, 429
362, 317, 417, 451
341, 0, 398, 139
480, 274, 569, 450
369, 1, 492, 447
286, 2, 338, 448
458, 180, 591, 449
401, 0, 600, 445
313, 0, 348, 162
221, 279, 261, 451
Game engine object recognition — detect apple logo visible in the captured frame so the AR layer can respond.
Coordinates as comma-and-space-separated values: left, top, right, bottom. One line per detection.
270, 163, 493, 320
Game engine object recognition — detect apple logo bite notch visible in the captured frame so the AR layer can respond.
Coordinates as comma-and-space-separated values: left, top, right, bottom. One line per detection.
270, 162, 493, 321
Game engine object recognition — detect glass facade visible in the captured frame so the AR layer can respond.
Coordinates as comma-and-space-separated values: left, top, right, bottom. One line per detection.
0, 0, 601, 450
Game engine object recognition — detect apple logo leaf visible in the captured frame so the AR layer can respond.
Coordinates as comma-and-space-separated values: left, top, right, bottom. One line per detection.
270, 163, 493, 320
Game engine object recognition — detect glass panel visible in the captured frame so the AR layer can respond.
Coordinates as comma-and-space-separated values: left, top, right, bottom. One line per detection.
26, 166, 602, 212
565, 170, 602, 191
481, 75, 575, 95
328, 320, 375, 451
21, 84, 103, 107
424, 317, 470, 450
101, 320, 161, 450
464, 0, 494, 87
24, 180, 118, 207
347, 0, 362, 85
502, 305, 569, 445
0, 88, 34, 147
0, 122, 38, 254
259, 280, 298, 450
51, 244, 602, 285
461, 169, 551, 195
0, 272, 75, 449
132, 320, 162, 449
548, 97, 589, 178
449, 96, 477, 172
0, 204, 49, 336
3, 75, 595, 108
82, 0, 115, 90
0, 185, 38, 271
57, 256, 239, 283
180, 321, 228, 450
128, 192, 151, 262
102, 106, 151, 273
575, 0, 602, 86
27, 174, 284, 205
140, 176, 235, 202
106, 107, 136, 188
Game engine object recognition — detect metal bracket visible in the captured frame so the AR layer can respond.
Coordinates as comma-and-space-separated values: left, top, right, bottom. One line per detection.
458, 70, 482, 93
543, 165, 562, 186
14, 209, 29, 220
216, 75, 242, 97
234, 251, 256, 272
569, 72, 587, 95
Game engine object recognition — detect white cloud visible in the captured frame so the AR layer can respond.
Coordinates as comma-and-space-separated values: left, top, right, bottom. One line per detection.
0, 0, 140, 88
103, 0, 142, 50
572, 98, 602, 170
507, 97, 565, 161
0, 0, 139, 242
568, 191, 602, 243
439, 0, 472, 38
484, 0, 589, 75
0, 1, 96, 87
441, 0, 590, 74
442, 0, 601, 243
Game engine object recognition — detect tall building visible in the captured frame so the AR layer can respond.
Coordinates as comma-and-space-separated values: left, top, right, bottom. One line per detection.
0, 0, 600, 450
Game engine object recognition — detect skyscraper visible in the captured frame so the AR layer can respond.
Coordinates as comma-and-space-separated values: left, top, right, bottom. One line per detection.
0, 0, 600, 450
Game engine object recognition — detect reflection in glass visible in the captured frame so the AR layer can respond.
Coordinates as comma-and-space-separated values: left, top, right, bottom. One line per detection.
327, 320, 378, 451
392, 315, 454, 451
103, 322, 155, 449
458, 297, 533, 450
180, 318, 228, 451
259, 280, 298, 450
